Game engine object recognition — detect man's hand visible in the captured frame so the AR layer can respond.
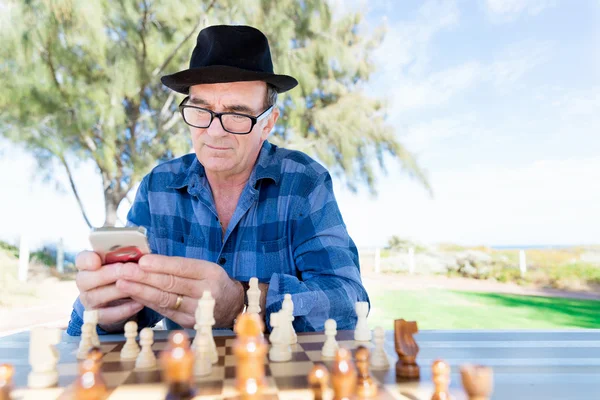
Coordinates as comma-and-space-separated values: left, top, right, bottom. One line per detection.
75, 251, 144, 331
115, 254, 245, 329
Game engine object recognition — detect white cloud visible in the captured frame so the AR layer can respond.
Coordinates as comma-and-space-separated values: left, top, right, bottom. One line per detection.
485, 0, 557, 22
488, 40, 553, 87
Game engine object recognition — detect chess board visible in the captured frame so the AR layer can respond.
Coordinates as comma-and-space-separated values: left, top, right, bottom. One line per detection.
9, 330, 464, 400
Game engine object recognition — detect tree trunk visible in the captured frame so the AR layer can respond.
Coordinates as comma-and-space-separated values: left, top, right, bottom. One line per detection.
104, 194, 119, 227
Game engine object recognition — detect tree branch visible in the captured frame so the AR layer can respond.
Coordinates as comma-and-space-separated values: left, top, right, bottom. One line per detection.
151, 0, 217, 78
58, 155, 94, 229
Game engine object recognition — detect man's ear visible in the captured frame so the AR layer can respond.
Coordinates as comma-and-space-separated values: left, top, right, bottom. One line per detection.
261, 107, 280, 140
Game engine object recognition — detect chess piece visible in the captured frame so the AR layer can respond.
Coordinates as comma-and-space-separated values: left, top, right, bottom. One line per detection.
74, 353, 107, 400
394, 319, 420, 379
308, 363, 329, 400
83, 309, 100, 347
281, 294, 297, 344
194, 333, 212, 376
0, 364, 14, 400
87, 347, 103, 366
370, 326, 390, 370
331, 348, 357, 400
160, 331, 196, 399
246, 277, 261, 315
120, 321, 140, 360
431, 359, 451, 400
233, 313, 268, 399
354, 302, 371, 342
321, 319, 339, 358
135, 328, 157, 370
28, 327, 61, 388
77, 323, 95, 360
194, 290, 218, 364
268, 311, 292, 362
460, 364, 494, 400
355, 346, 378, 397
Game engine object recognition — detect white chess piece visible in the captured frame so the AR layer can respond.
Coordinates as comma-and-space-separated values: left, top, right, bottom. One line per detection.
246, 277, 261, 315
268, 312, 292, 362
120, 321, 140, 360
195, 290, 218, 364
321, 319, 339, 358
370, 326, 390, 369
83, 310, 100, 347
354, 301, 371, 342
194, 332, 213, 376
135, 328, 157, 369
77, 323, 94, 359
28, 327, 61, 388
281, 294, 297, 344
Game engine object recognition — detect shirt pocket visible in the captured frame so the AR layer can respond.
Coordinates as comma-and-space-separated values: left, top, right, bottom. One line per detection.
151, 227, 205, 260
239, 236, 293, 281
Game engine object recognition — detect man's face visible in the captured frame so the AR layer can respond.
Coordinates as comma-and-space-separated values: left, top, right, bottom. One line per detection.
186, 81, 279, 178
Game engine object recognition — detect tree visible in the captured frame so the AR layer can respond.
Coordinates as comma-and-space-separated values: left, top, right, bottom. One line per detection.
0, 0, 430, 227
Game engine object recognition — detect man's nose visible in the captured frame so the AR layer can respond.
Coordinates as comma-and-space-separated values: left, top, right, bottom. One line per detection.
205, 116, 228, 137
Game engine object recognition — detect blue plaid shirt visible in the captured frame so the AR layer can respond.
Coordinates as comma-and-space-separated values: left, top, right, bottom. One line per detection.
67, 140, 368, 335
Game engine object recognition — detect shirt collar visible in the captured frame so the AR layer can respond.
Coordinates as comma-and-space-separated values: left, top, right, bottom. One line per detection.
167, 140, 281, 191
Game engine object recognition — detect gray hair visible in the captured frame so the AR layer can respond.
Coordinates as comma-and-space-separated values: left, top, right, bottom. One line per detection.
265, 84, 278, 108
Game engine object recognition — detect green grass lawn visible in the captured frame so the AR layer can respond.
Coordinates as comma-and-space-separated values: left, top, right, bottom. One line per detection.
367, 289, 600, 330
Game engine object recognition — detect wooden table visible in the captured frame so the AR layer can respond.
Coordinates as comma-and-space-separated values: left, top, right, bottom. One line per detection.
1, 328, 599, 399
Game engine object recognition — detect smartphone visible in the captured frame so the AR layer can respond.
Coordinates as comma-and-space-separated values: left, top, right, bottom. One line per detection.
89, 226, 151, 264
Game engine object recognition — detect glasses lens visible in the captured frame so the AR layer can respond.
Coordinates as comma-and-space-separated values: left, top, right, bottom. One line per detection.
183, 107, 212, 127
222, 114, 253, 134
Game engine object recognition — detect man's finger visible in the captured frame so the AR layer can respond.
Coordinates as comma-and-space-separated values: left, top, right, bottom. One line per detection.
76, 263, 125, 292
75, 251, 102, 271
130, 296, 195, 329
116, 279, 196, 315
96, 301, 144, 326
138, 254, 214, 280
81, 284, 130, 309
119, 263, 200, 298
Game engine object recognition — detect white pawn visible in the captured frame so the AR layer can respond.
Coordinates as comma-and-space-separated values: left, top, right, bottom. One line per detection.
194, 333, 212, 376
120, 321, 140, 360
269, 312, 292, 362
77, 323, 94, 360
246, 277, 261, 315
354, 301, 371, 342
321, 319, 338, 359
83, 310, 100, 347
135, 328, 157, 369
282, 294, 297, 344
28, 327, 61, 388
370, 326, 390, 370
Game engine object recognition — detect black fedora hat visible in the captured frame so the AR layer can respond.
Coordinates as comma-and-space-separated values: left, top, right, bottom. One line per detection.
161, 25, 298, 94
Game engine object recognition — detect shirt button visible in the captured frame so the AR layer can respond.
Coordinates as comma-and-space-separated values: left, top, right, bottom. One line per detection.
218, 257, 226, 265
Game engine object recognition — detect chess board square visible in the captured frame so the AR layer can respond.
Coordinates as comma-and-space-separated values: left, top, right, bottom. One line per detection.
299, 340, 356, 352
122, 369, 162, 385
195, 365, 225, 382
194, 379, 224, 397
272, 375, 308, 390
108, 383, 166, 400
12, 387, 65, 400
102, 361, 135, 372
269, 361, 314, 378
296, 334, 326, 343
104, 370, 135, 388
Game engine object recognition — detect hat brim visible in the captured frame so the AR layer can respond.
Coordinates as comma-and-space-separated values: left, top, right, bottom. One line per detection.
161, 65, 298, 94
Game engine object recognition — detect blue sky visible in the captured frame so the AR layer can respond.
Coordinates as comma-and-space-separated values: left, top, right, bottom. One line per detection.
1, 0, 599, 251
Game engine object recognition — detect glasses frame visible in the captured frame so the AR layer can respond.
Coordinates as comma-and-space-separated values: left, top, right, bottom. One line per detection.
178, 96, 274, 135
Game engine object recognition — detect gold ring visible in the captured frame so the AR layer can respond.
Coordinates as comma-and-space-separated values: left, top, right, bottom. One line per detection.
174, 295, 183, 311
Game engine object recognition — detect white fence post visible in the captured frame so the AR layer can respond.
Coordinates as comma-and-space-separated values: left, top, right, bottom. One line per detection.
519, 250, 527, 277
408, 247, 415, 274
57, 238, 64, 274
374, 247, 381, 274
18, 233, 30, 282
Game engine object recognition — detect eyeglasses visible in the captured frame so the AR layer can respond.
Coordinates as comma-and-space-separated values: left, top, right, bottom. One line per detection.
178, 96, 273, 135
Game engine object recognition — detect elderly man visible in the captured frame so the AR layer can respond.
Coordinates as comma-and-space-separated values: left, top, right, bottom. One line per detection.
67, 25, 368, 335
